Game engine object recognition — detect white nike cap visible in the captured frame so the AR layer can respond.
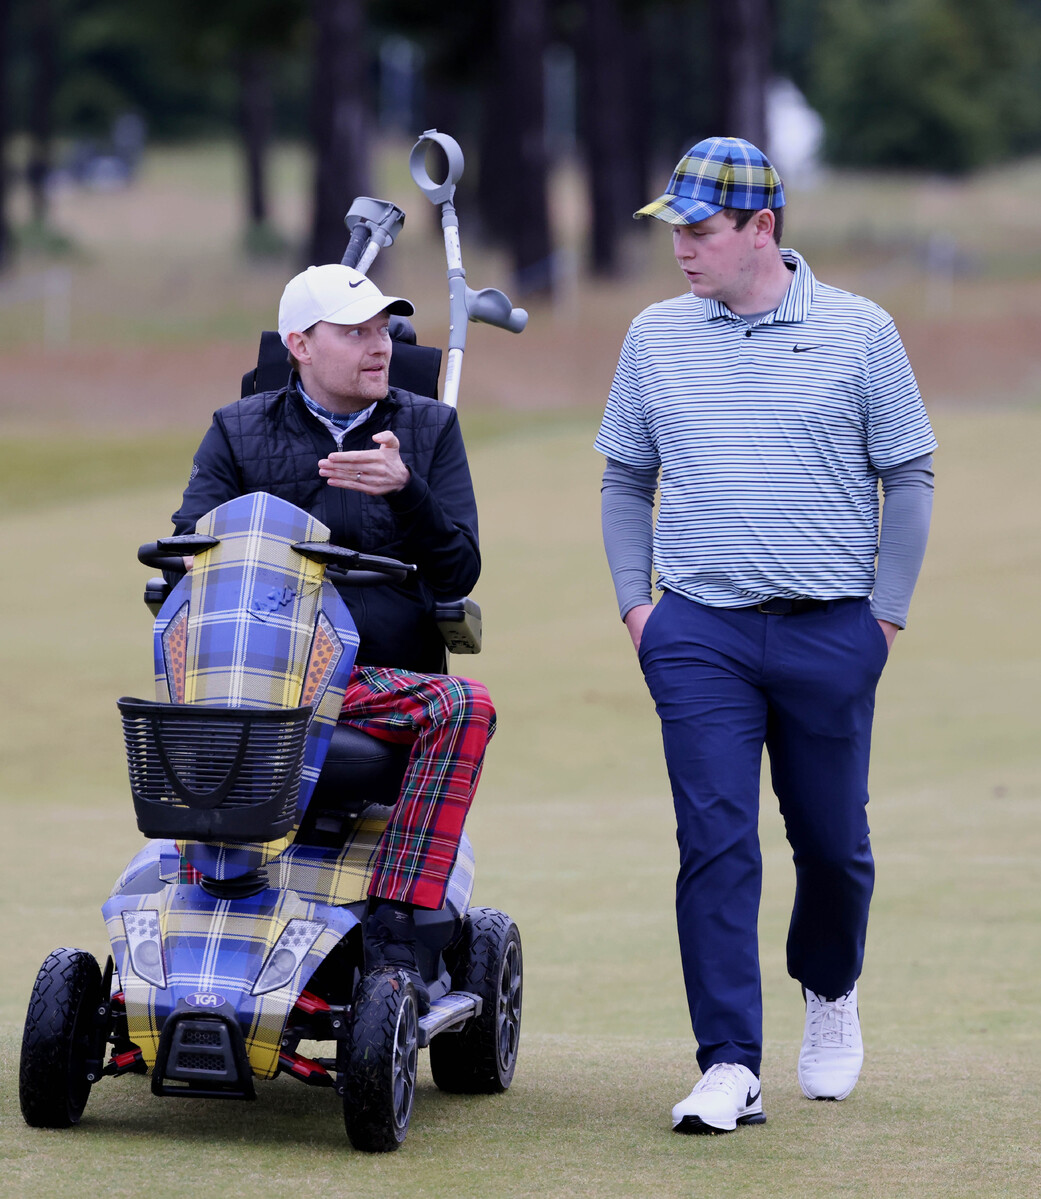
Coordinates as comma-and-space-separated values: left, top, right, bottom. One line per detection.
277, 263, 415, 346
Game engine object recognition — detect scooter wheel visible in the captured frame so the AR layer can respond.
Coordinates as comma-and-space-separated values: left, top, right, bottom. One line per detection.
342, 968, 419, 1152
20, 947, 104, 1128
429, 906, 522, 1094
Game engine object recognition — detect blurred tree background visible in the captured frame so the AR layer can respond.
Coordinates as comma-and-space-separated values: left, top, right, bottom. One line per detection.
3, 0, 1041, 280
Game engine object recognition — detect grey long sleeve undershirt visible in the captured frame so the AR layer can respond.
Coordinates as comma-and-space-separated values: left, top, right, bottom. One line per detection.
601, 454, 934, 628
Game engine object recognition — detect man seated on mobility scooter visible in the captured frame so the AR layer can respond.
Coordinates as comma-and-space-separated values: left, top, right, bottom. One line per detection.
172, 262, 495, 1013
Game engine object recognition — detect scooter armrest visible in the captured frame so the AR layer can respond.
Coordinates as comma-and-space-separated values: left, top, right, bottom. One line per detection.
145, 577, 171, 618
435, 597, 482, 654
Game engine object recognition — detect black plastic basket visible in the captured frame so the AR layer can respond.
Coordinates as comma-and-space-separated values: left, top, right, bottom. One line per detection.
117, 697, 310, 842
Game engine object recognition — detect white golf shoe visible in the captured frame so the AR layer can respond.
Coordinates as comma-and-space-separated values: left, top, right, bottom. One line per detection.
671, 1062, 766, 1134
797, 984, 863, 1100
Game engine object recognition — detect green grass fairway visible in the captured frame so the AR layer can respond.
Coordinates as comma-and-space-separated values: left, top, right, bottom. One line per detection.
2, 408, 1040, 1198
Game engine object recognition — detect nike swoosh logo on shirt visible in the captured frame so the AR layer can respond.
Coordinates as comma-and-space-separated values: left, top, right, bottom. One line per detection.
792, 344, 818, 353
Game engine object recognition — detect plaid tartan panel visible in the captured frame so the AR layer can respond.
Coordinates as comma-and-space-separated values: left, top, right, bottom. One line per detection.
444, 831, 476, 917
110, 840, 167, 895
146, 494, 362, 880
103, 884, 357, 1080
339, 665, 496, 909
178, 836, 293, 878
297, 605, 357, 812
273, 815, 390, 905
186, 494, 336, 709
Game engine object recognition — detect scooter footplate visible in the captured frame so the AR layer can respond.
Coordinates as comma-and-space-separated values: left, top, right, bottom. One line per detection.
417, 991, 482, 1048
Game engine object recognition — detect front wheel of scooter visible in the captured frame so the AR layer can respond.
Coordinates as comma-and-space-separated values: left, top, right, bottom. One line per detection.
429, 907, 522, 1094
20, 947, 104, 1128
342, 969, 419, 1152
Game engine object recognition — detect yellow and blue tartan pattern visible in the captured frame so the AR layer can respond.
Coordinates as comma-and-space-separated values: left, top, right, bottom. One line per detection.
634, 135, 785, 225
103, 882, 358, 1080
117, 828, 475, 924
274, 826, 475, 909
160, 492, 351, 710
150, 493, 360, 880
108, 491, 481, 1085
187, 494, 320, 704
105, 833, 475, 1080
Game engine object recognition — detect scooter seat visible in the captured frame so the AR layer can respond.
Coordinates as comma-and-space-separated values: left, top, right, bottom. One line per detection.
316, 723, 409, 802
295, 723, 409, 847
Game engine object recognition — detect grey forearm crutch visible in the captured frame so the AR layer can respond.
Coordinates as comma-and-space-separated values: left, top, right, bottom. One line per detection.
409, 129, 528, 409
340, 196, 406, 274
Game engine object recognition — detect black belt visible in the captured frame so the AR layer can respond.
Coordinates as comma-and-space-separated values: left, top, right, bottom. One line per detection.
745, 597, 853, 615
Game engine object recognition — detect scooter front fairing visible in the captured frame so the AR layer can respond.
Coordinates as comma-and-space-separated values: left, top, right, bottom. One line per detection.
146, 491, 359, 879
104, 492, 377, 1084
103, 859, 359, 1081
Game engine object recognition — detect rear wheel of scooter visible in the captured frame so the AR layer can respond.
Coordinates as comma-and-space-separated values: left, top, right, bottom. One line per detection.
342, 969, 419, 1152
429, 907, 522, 1094
20, 948, 104, 1128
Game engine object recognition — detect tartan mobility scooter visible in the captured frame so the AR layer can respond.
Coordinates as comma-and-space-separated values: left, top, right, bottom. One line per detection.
18, 131, 528, 1151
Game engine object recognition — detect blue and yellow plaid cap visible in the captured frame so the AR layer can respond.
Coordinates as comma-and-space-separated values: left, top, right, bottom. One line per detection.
634, 136, 785, 225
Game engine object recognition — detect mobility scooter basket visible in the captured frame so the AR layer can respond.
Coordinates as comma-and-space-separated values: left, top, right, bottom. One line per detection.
117, 696, 310, 841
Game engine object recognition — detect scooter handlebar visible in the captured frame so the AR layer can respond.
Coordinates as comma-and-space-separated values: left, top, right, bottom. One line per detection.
292, 541, 417, 585
141, 537, 416, 583
139, 535, 220, 571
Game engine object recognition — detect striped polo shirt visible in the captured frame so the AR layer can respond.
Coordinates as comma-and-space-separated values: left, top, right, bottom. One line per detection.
594, 249, 937, 607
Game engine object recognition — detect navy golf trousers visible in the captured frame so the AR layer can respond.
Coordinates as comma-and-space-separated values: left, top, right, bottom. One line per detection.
638, 591, 888, 1077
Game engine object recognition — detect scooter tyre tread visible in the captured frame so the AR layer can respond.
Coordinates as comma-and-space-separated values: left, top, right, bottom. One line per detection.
428, 906, 522, 1095
342, 968, 418, 1153
20, 947, 103, 1128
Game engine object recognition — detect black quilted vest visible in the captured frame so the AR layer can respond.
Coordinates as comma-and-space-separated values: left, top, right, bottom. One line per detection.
214, 384, 469, 672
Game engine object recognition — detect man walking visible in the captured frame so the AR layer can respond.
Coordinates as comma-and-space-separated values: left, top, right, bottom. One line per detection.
595, 137, 935, 1133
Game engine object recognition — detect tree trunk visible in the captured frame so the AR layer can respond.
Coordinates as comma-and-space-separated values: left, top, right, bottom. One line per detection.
645, 2, 711, 168
423, 77, 477, 239
578, 0, 649, 275
238, 48, 273, 229
0, 0, 10, 268
27, 0, 57, 228
707, 0, 773, 150
480, 0, 553, 295
309, 0, 371, 267
476, 62, 509, 249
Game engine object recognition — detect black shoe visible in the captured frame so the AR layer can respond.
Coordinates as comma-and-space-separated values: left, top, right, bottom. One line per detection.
363, 903, 431, 1014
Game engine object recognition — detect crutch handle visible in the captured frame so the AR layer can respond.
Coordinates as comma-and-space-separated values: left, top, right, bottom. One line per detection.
341, 197, 406, 273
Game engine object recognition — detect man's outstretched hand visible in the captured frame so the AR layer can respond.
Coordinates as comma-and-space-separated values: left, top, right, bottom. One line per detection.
319, 430, 410, 495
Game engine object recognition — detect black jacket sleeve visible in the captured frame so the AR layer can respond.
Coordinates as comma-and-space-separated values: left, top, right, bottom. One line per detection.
171, 415, 244, 536
384, 408, 480, 599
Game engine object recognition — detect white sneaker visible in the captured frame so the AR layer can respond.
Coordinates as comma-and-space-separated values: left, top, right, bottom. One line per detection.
798, 984, 863, 1100
671, 1063, 766, 1134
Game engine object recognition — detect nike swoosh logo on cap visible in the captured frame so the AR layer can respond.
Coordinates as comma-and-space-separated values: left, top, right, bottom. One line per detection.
348, 279, 364, 288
